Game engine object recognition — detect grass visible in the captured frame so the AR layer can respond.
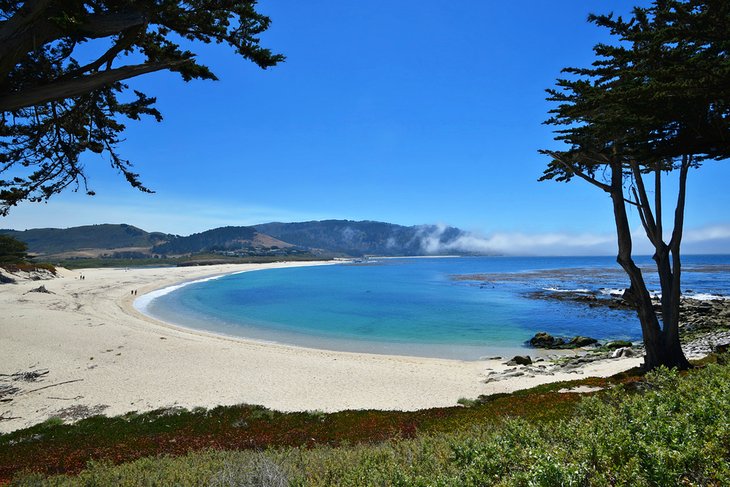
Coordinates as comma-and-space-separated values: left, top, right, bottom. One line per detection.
4, 359, 729, 486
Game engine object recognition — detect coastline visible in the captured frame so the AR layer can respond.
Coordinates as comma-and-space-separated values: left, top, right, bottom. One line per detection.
1, 262, 642, 434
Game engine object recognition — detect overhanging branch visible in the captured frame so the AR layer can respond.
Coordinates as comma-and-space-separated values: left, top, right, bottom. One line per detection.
0, 61, 180, 111
61, 25, 146, 79
0, 9, 148, 79
544, 150, 612, 192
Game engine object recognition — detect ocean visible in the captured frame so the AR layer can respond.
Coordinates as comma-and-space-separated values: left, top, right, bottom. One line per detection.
136, 255, 730, 360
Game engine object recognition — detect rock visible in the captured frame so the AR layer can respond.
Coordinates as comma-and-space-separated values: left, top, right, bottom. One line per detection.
569, 336, 598, 347
611, 347, 635, 358
505, 355, 532, 366
621, 285, 638, 308
529, 332, 598, 349
714, 343, 729, 355
605, 340, 633, 350
27, 285, 53, 294
529, 332, 562, 348
0, 272, 15, 284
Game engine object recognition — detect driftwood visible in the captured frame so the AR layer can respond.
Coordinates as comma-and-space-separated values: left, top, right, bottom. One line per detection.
22, 379, 83, 395
0, 411, 22, 421
0, 384, 20, 402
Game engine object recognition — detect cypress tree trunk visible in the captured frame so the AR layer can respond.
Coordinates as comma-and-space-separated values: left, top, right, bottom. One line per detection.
608, 162, 690, 370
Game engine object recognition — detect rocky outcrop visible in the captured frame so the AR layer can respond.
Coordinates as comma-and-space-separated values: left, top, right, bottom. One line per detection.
611, 347, 635, 358
679, 299, 730, 337
529, 332, 563, 348
505, 355, 532, 366
528, 332, 598, 349
0, 271, 15, 284
569, 336, 598, 347
605, 340, 633, 350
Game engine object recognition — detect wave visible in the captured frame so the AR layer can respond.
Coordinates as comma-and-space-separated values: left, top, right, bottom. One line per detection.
549, 287, 728, 301
685, 292, 729, 301
133, 271, 245, 314
543, 287, 593, 293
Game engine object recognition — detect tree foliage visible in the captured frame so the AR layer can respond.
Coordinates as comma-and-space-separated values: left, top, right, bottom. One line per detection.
0, 233, 28, 262
0, 1, 283, 215
542, 0, 729, 179
541, 0, 730, 369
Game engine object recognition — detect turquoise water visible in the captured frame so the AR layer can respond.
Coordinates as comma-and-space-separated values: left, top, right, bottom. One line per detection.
140, 256, 730, 360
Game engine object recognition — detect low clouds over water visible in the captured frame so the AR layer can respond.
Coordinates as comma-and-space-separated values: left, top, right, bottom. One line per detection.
419, 223, 730, 256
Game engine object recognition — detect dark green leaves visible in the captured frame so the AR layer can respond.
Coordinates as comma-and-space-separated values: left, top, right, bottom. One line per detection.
0, 1, 284, 214
541, 0, 730, 184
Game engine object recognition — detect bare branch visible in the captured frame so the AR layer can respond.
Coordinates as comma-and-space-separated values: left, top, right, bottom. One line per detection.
628, 159, 658, 242
0, 10, 147, 79
632, 186, 653, 241
61, 25, 146, 79
544, 150, 612, 192
654, 162, 663, 244
0, 62, 180, 111
668, 155, 691, 251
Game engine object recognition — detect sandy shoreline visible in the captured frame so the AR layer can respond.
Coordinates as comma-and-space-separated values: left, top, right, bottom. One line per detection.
0, 262, 641, 434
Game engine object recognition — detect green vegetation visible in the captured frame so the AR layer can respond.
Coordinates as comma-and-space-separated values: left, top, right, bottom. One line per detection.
152, 226, 257, 254
0, 2, 282, 215
0, 234, 27, 263
0, 373, 620, 482
540, 0, 730, 369
1, 220, 474, 260
5, 361, 730, 485
0, 234, 57, 276
0, 224, 173, 256
255, 220, 465, 257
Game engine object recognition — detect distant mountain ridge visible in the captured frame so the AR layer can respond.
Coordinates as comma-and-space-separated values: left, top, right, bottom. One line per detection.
2, 220, 479, 258
0, 224, 173, 255
254, 220, 465, 256
152, 226, 293, 255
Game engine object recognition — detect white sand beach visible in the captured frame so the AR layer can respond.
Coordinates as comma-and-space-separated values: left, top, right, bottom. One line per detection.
0, 262, 642, 433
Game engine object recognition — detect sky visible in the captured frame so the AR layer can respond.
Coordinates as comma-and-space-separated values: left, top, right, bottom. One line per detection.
3, 0, 729, 255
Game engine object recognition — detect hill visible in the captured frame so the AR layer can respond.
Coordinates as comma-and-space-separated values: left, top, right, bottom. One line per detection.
152, 226, 294, 255
254, 220, 466, 256
0, 224, 173, 256
1, 220, 482, 259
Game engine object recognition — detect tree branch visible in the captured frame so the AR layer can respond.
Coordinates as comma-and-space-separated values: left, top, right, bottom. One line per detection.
0, 61, 180, 111
628, 159, 659, 245
632, 186, 653, 241
544, 150, 612, 192
61, 25, 146, 79
668, 155, 691, 252
0, 10, 148, 79
654, 162, 663, 246
0, 0, 52, 43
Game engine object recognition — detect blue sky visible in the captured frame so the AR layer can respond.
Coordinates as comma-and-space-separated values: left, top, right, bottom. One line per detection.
3, 0, 729, 254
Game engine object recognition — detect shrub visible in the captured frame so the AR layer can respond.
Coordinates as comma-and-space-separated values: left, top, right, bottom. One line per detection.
11, 363, 730, 486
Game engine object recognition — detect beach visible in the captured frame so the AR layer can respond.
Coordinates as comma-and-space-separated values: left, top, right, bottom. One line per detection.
0, 262, 642, 434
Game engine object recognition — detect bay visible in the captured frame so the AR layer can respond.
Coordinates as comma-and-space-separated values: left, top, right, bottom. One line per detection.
139, 255, 730, 360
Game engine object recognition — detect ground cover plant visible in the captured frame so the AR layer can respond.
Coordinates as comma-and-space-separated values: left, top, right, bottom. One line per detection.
5, 359, 730, 485
0, 373, 593, 483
